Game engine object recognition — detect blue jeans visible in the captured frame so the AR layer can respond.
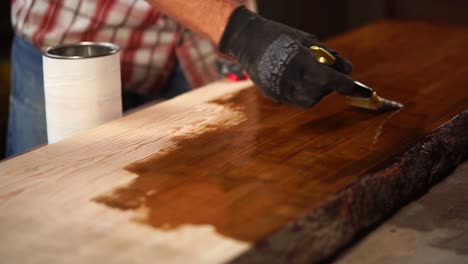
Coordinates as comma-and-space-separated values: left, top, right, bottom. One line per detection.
6, 35, 191, 158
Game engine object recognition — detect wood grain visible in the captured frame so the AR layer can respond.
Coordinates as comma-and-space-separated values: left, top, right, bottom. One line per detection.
1, 20, 468, 263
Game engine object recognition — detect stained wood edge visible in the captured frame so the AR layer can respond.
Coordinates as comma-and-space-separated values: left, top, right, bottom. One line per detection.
229, 109, 468, 264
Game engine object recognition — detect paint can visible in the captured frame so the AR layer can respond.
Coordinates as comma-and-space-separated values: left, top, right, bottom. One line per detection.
43, 42, 122, 144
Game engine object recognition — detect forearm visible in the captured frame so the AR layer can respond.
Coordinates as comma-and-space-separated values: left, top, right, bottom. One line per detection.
147, 0, 239, 45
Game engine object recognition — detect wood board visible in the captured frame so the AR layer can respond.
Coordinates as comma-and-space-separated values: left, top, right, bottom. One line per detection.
1, 20, 468, 263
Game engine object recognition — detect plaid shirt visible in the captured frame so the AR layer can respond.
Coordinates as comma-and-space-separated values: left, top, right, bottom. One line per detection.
11, 0, 255, 94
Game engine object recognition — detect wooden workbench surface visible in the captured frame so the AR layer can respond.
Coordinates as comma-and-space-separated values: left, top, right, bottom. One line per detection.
1, 20, 468, 263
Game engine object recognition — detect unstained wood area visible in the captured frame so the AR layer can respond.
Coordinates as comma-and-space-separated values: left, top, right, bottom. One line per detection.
0, 20, 467, 263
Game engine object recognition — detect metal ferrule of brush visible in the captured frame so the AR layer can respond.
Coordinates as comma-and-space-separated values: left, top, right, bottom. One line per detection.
345, 81, 403, 111
310, 45, 403, 111
345, 81, 383, 110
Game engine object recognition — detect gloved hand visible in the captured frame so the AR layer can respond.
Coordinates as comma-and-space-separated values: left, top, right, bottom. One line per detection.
219, 6, 355, 108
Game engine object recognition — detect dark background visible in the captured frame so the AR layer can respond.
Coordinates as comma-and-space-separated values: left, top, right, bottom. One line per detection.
1, 0, 468, 159
1, 1, 12, 159
257, 0, 468, 38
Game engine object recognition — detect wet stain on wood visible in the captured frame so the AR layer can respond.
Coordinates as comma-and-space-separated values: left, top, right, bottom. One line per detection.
94, 21, 468, 245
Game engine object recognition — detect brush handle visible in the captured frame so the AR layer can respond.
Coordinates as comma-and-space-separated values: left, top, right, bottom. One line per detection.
310, 46, 374, 98
350, 81, 374, 98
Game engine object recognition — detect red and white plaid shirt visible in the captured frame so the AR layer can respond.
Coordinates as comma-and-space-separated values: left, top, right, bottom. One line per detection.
11, 0, 255, 94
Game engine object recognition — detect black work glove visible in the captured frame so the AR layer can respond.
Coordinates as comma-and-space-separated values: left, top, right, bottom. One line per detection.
219, 6, 355, 108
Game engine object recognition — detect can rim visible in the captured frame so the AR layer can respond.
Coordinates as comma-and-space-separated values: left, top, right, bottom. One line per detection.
44, 42, 120, 59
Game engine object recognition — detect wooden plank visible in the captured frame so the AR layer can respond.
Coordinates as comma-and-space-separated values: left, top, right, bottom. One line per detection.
0, 20, 468, 263
232, 109, 468, 264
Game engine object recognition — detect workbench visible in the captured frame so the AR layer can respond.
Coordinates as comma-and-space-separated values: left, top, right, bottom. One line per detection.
1, 20, 467, 263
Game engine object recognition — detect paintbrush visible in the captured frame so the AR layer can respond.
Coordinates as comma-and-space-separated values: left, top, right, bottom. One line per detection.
310, 46, 403, 112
